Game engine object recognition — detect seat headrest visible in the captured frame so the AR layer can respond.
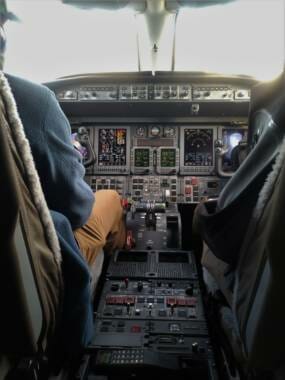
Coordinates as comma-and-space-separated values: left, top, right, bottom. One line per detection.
248, 71, 285, 146
218, 70, 285, 210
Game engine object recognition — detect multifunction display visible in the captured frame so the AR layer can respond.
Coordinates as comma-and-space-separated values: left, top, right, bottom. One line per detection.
184, 129, 213, 167
160, 148, 176, 168
98, 128, 127, 166
134, 148, 150, 167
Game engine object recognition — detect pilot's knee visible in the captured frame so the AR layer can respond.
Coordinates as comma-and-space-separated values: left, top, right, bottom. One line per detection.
97, 189, 123, 212
95, 189, 121, 200
107, 189, 121, 203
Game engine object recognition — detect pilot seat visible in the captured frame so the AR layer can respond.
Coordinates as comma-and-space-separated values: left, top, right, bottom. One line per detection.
0, 72, 96, 379
193, 71, 285, 377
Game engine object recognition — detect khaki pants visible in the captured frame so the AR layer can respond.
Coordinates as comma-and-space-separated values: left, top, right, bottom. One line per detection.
74, 190, 126, 266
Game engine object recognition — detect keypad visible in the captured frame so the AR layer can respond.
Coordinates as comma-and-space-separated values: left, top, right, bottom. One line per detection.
110, 349, 144, 364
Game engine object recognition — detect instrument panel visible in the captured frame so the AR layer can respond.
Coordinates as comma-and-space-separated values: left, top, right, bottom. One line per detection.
72, 123, 247, 204
58, 74, 252, 205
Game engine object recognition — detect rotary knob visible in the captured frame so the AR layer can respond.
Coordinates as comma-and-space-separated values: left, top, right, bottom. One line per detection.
137, 282, 143, 292
192, 342, 199, 353
185, 285, 194, 296
237, 91, 245, 98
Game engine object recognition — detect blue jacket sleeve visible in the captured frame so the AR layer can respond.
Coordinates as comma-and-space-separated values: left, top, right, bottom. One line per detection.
6, 74, 94, 229
40, 91, 94, 229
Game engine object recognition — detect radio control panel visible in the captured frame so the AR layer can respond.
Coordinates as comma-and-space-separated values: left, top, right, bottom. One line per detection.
96, 279, 205, 321
90, 249, 218, 379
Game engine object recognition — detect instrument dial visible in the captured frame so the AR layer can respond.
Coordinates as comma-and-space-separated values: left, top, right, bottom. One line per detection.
136, 126, 146, 137
150, 126, 160, 137
163, 126, 175, 137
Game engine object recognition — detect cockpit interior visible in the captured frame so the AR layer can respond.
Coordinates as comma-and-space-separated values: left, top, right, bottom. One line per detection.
1, 1, 285, 380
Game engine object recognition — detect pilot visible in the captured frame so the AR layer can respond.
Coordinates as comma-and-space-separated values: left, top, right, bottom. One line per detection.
0, 0, 126, 267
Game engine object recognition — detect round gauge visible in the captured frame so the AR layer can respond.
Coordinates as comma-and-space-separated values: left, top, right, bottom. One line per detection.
163, 126, 175, 137
136, 126, 146, 137
150, 126, 160, 137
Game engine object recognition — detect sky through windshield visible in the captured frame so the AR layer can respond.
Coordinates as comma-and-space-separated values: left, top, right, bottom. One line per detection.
4, 0, 285, 83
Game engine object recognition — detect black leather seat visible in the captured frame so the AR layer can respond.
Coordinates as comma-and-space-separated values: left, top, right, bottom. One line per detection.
194, 71, 285, 376
195, 71, 285, 267
0, 73, 63, 378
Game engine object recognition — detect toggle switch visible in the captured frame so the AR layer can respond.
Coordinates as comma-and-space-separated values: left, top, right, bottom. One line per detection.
111, 283, 119, 292
137, 282, 143, 292
185, 285, 194, 296
124, 278, 129, 289
192, 342, 199, 354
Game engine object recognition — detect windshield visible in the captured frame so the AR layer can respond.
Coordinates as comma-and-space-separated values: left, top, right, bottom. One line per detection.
4, 0, 285, 83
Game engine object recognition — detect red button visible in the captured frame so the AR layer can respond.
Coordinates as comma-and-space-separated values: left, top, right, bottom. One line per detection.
176, 298, 186, 306
166, 297, 176, 306
121, 198, 129, 209
185, 185, 192, 195
191, 177, 199, 186
131, 325, 141, 333
125, 296, 135, 305
185, 297, 197, 306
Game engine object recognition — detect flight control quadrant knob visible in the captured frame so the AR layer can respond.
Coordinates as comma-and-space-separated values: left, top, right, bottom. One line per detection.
185, 285, 194, 296
124, 278, 129, 289
137, 282, 143, 292
192, 342, 199, 354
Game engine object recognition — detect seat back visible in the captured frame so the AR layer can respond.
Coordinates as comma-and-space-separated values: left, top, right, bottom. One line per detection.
233, 135, 285, 372
195, 71, 285, 374
195, 72, 285, 266
215, 71, 285, 372
0, 72, 63, 363
218, 71, 285, 211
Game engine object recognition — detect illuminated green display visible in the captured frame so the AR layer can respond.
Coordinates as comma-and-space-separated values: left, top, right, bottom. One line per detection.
161, 148, 176, 167
134, 148, 150, 167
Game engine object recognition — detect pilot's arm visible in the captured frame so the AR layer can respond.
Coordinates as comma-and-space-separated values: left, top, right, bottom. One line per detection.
7, 74, 94, 229
41, 90, 95, 229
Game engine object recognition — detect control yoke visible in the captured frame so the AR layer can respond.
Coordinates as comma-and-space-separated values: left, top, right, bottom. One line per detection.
215, 139, 247, 178
215, 139, 232, 178
77, 127, 96, 168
